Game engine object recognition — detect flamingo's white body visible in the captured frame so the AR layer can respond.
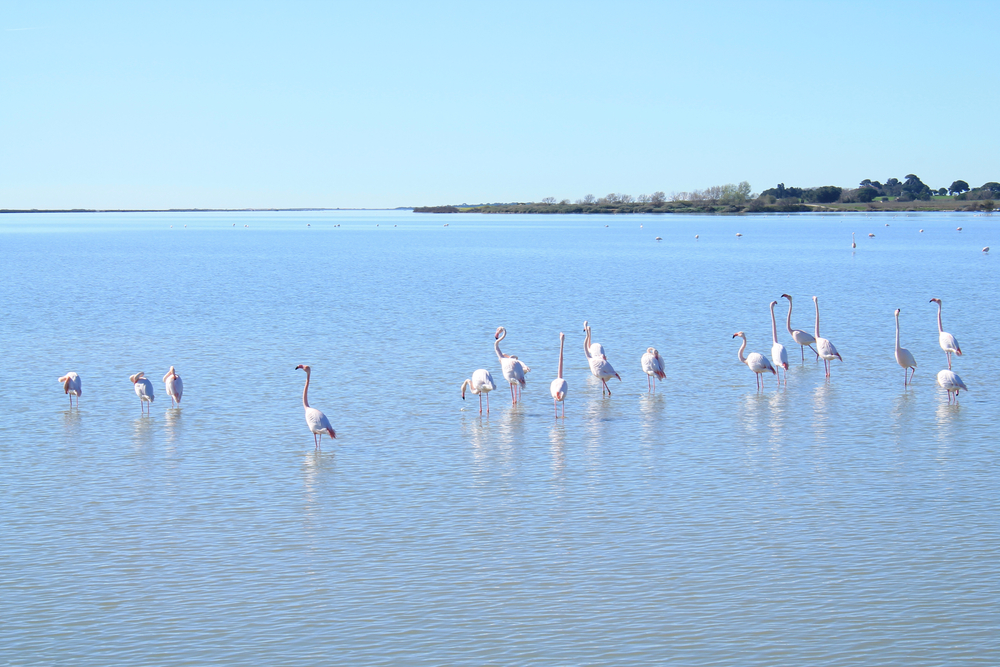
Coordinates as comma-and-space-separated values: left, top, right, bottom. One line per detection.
733, 331, 776, 390
780, 294, 818, 361
640, 347, 665, 392
461, 369, 496, 414
894, 309, 917, 386
929, 298, 962, 369
163, 366, 183, 406
769, 300, 789, 386
129, 372, 154, 413
494, 327, 525, 404
583, 321, 620, 395
852, 232, 856, 249
549, 332, 568, 417
937, 369, 968, 404
812, 296, 843, 377
295, 364, 336, 447
58, 372, 82, 407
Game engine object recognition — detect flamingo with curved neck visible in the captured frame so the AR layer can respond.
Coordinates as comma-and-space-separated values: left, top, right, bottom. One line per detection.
550, 332, 568, 417
495, 327, 526, 405
781, 294, 817, 361
769, 300, 789, 387
583, 321, 620, 395
295, 364, 336, 447
461, 369, 496, 414
929, 298, 962, 369
732, 331, 776, 391
894, 308, 917, 386
58, 372, 82, 407
812, 296, 843, 378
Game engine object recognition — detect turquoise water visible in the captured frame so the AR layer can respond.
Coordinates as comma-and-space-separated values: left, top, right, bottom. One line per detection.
1, 210, 998, 665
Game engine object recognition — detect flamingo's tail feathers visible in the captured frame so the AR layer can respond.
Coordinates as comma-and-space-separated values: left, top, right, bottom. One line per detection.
556, 391, 565, 401
656, 370, 666, 379
955, 347, 963, 355
835, 353, 843, 362
519, 378, 526, 387
328, 429, 336, 439
615, 373, 622, 381
781, 363, 789, 370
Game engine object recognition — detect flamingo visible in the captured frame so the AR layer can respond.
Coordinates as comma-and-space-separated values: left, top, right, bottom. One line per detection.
129, 372, 154, 413
937, 369, 968, 404
583, 321, 620, 395
852, 232, 856, 249
640, 347, 665, 392
812, 296, 843, 377
162, 366, 183, 406
295, 365, 336, 447
461, 369, 496, 414
769, 301, 789, 386
509, 355, 531, 402
732, 331, 776, 390
494, 327, 525, 404
929, 298, 962, 369
894, 309, 917, 386
549, 332, 568, 417
780, 294, 818, 361
57, 372, 82, 407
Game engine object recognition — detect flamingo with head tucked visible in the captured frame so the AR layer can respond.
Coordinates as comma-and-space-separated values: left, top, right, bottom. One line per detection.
549, 332, 568, 417
769, 301, 789, 386
812, 296, 843, 377
937, 369, 968, 404
295, 365, 336, 447
583, 321, 620, 395
461, 369, 496, 414
163, 366, 183, 406
129, 372, 154, 413
894, 309, 917, 386
640, 347, 665, 392
780, 294, 818, 361
494, 327, 526, 404
929, 298, 962, 369
732, 331, 776, 391
58, 372, 82, 407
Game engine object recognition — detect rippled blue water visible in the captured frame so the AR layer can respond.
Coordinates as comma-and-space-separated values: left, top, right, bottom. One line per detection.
1, 210, 998, 665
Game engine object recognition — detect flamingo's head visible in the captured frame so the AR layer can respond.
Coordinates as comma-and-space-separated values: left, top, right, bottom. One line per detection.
58, 375, 70, 393
812, 296, 818, 303
781, 294, 791, 300
129, 372, 144, 384
895, 308, 901, 316
295, 364, 310, 373
582, 320, 589, 332
732, 332, 745, 339
494, 326, 505, 340
770, 300, 777, 307
929, 297, 941, 304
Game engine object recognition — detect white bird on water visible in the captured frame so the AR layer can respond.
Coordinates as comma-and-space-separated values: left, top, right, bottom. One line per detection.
640, 347, 665, 393
494, 326, 526, 405
549, 332, 568, 417
812, 296, 843, 378
732, 331, 775, 391
163, 366, 183, 406
937, 369, 968, 404
129, 372, 154, 413
780, 294, 818, 361
58, 372, 82, 407
583, 321, 621, 396
461, 369, 496, 414
929, 298, 962, 369
894, 309, 917, 386
852, 232, 856, 249
769, 300, 789, 386
295, 365, 336, 447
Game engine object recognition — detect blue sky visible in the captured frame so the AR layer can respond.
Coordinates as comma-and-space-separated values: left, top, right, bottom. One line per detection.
2, 1, 997, 209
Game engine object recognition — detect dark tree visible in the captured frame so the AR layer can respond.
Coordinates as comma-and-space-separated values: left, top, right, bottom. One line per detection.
857, 188, 878, 202
949, 180, 970, 195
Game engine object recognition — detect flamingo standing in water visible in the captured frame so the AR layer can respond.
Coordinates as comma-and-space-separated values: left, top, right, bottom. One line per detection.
461, 369, 496, 414
549, 332, 568, 417
780, 294, 818, 361
929, 298, 962, 369
769, 300, 789, 386
812, 296, 843, 377
494, 327, 526, 404
295, 365, 336, 447
58, 372, 82, 407
163, 366, 183, 406
894, 309, 917, 386
937, 369, 968, 404
852, 232, 857, 249
583, 321, 620, 395
732, 331, 776, 390
129, 372, 154, 413
640, 347, 665, 392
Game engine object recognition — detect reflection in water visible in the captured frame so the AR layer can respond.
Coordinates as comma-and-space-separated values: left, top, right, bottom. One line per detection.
766, 389, 787, 451
638, 392, 663, 445
891, 390, 916, 450
811, 381, 832, 443
164, 408, 182, 448
61, 409, 82, 439
131, 414, 154, 448
548, 421, 566, 479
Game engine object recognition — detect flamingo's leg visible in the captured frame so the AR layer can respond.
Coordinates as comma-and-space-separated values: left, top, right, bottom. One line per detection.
486, 392, 490, 413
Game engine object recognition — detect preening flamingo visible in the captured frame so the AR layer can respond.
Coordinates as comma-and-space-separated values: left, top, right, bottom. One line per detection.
583, 321, 620, 395
936, 369, 968, 404
494, 327, 526, 404
295, 365, 336, 447
929, 298, 962, 369
812, 296, 843, 378
732, 331, 776, 390
769, 300, 789, 386
461, 369, 496, 414
549, 332, 568, 417
780, 294, 818, 361
894, 309, 917, 386
163, 366, 183, 406
58, 372, 82, 407
129, 372, 154, 413
640, 347, 665, 392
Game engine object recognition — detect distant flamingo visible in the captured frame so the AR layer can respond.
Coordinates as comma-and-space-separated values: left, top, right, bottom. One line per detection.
769, 300, 789, 386
780, 294, 818, 361
494, 327, 525, 404
894, 309, 917, 386
295, 365, 336, 447
461, 369, 496, 414
929, 298, 962, 369
937, 369, 968, 404
732, 331, 776, 390
58, 372, 82, 407
163, 366, 183, 406
549, 332, 568, 417
852, 232, 856, 249
812, 296, 843, 377
640, 347, 665, 392
583, 321, 620, 395
129, 372, 154, 413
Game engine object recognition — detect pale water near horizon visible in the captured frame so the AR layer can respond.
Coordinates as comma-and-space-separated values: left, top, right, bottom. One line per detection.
1, 210, 998, 665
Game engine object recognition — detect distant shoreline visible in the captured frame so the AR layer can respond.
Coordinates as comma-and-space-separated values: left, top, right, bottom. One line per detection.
0, 207, 413, 214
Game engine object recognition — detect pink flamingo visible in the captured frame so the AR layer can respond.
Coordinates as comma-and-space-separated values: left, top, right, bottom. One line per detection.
640, 348, 665, 392
295, 365, 336, 447
550, 332, 568, 417
494, 327, 526, 404
929, 298, 962, 369
583, 321, 620, 395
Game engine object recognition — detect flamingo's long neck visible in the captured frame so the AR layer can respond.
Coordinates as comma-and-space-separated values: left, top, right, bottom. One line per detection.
557, 334, 565, 379
583, 326, 591, 359
814, 299, 821, 339
936, 302, 944, 333
461, 378, 472, 397
770, 303, 779, 344
784, 298, 794, 336
895, 313, 902, 352
737, 336, 747, 363
494, 330, 505, 360
302, 369, 311, 408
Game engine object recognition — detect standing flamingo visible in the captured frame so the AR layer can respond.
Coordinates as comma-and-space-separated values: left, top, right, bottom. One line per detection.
812, 296, 843, 377
640, 347, 665, 392
461, 369, 496, 414
936, 369, 968, 404
894, 309, 917, 386
732, 331, 776, 390
583, 321, 620, 395
129, 372, 154, 413
509, 356, 531, 403
769, 301, 789, 386
929, 298, 962, 369
57, 372, 82, 407
780, 294, 818, 361
852, 232, 856, 249
163, 366, 183, 406
549, 332, 568, 417
295, 365, 336, 447
494, 327, 526, 404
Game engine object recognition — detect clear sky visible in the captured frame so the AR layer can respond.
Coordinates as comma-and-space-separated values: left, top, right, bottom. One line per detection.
2, 1, 997, 209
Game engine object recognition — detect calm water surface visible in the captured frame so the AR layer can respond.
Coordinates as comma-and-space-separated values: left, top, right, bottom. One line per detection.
1, 211, 998, 665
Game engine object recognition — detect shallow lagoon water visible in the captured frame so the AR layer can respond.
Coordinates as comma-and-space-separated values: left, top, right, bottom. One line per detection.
1, 210, 998, 665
